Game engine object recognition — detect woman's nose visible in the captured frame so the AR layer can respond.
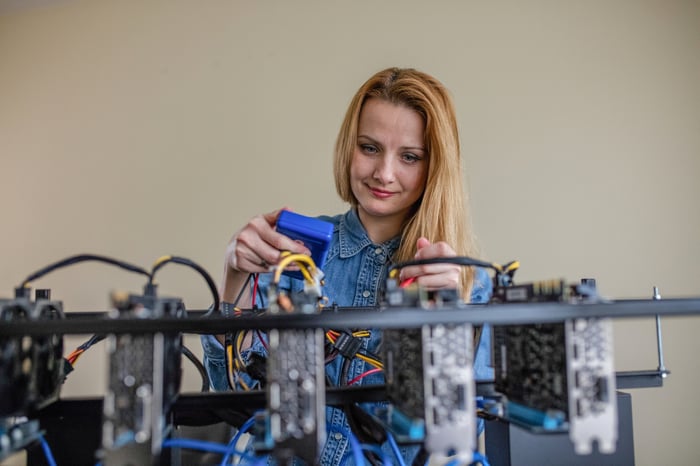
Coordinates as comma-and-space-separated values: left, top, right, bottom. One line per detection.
372, 155, 397, 184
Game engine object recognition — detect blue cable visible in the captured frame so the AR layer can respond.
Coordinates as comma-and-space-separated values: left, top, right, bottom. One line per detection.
443, 451, 491, 466
37, 433, 57, 466
471, 451, 491, 466
220, 416, 257, 466
162, 437, 258, 464
385, 431, 406, 466
162, 438, 232, 455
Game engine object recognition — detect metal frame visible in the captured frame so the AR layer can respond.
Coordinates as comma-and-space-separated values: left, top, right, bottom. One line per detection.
2, 298, 700, 336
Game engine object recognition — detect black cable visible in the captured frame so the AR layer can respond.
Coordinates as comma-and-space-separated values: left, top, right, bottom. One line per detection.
78, 334, 105, 350
65, 334, 106, 369
340, 358, 384, 466
391, 256, 523, 289
232, 273, 254, 308
222, 274, 259, 391
149, 256, 220, 317
20, 253, 151, 289
224, 333, 236, 391
325, 348, 340, 364
181, 345, 210, 392
389, 256, 498, 274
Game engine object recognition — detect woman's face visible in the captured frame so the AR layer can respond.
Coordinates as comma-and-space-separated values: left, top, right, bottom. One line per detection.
350, 98, 428, 242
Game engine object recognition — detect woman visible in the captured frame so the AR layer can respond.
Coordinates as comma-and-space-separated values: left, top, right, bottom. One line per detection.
201, 67, 492, 465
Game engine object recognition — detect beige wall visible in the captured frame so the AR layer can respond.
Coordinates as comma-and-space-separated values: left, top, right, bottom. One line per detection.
1, 1, 699, 465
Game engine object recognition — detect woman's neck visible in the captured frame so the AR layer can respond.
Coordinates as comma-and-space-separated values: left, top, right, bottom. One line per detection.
356, 208, 403, 244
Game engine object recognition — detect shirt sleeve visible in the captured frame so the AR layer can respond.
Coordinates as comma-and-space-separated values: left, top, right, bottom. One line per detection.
472, 267, 494, 381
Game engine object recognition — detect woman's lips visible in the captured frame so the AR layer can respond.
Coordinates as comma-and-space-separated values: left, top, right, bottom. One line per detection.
368, 187, 394, 199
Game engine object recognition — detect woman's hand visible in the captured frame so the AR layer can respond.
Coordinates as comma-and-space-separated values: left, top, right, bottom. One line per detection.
219, 208, 310, 303
398, 237, 461, 290
225, 208, 310, 274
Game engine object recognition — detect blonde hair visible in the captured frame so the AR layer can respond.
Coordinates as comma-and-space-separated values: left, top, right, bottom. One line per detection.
333, 67, 478, 299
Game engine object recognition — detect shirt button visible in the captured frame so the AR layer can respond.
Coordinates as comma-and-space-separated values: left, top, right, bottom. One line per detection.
374, 247, 383, 255
362, 290, 370, 298
334, 432, 343, 440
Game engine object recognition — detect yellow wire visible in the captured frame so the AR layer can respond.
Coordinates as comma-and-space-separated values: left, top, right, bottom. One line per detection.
225, 344, 236, 386
226, 343, 250, 391
326, 330, 371, 347
357, 353, 383, 369
234, 331, 247, 369
273, 252, 317, 284
298, 265, 314, 283
278, 253, 315, 275
505, 261, 520, 272
276, 260, 312, 280
278, 250, 314, 266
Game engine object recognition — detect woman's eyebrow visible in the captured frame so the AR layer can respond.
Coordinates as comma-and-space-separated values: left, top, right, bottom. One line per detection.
357, 135, 425, 152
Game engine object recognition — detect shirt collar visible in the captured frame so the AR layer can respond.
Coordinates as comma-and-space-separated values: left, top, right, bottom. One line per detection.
338, 209, 401, 258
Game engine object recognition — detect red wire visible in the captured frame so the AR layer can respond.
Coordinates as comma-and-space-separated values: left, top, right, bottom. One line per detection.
347, 367, 382, 386
67, 349, 84, 365
399, 277, 416, 288
256, 330, 269, 351
251, 273, 260, 307
251, 274, 267, 349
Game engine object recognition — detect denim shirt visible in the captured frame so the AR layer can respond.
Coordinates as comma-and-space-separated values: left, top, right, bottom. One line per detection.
201, 209, 493, 465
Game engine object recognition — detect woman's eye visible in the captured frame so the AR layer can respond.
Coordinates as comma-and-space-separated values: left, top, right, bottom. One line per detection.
361, 144, 378, 154
402, 153, 421, 163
